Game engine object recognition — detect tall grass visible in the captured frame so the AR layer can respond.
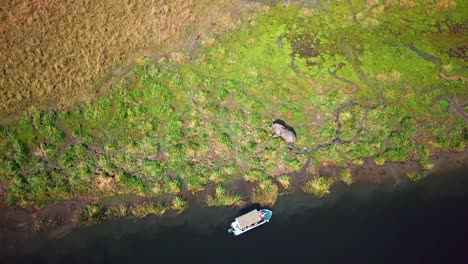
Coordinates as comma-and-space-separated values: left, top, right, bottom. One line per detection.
340, 169, 353, 185
206, 185, 244, 207
80, 204, 104, 225
276, 175, 291, 190
171, 197, 187, 213
303, 176, 334, 198
407, 170, 427, 182
251, 179, 279, 206
106, 204, 129, 218
131, 202, 168, 218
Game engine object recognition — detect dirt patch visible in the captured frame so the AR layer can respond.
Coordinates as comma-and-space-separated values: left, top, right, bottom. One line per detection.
351, 159, 421, 183
227, 177, 254, 200
192, 182, 216, 203
288, 160, 314, 190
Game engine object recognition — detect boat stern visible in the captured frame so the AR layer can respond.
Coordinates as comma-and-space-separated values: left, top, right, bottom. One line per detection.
228, 221, 242, 235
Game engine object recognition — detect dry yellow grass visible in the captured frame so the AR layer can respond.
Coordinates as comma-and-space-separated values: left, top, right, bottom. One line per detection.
400, 0, 416, 8
0, 0, 236, 123
385, 0, 455, 10
435, 0, 456, 10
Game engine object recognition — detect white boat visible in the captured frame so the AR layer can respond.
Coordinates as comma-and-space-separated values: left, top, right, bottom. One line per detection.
228, 209, 272, 236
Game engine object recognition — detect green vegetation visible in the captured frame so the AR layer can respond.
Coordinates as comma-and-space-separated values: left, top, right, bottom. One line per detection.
105, 204, 130, 218
171, 196, 188, 213
1, 1, 467, 216
132, 202, 169, 218
80, 204, 105, 225
206, 185, 244, 207
340, 169, 353, 185
252, 178, 279, 205
303, 176, 334, 197
81, 201, 171, 224
407, 170, 428, 182
277, 175, 291, 190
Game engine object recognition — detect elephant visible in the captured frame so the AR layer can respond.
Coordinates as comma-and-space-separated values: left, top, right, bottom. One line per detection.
271, 119, 296, 149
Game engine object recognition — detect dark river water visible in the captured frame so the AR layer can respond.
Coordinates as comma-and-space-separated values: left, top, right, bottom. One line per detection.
2, 167, 468, 264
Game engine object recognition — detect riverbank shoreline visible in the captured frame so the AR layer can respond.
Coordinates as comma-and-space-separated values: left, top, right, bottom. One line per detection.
1, 157, 467, 263
1, 148, 467, 244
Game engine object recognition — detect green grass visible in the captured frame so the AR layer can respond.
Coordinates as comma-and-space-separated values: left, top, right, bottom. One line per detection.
105, 204, 129, 218
80, 204, 104, 225
131, 202, 168, 218
407, 170, 428, 182
276, 175, 291, 190
81, 201, 170, 223
0, 1, 467, 215
171, 196, 187, 213
206, 185, 244, 207
303, 176, 334, 198
251, 178, 279, 206
340, 169, 353, 185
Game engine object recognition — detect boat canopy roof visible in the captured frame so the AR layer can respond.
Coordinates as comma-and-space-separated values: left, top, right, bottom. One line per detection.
236, 209, 261, 229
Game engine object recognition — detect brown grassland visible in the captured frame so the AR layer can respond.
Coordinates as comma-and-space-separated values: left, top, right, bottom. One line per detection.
0, 0, 235, 123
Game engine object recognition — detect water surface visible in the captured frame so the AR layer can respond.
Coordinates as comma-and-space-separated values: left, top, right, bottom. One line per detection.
2, 167, 467, 264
